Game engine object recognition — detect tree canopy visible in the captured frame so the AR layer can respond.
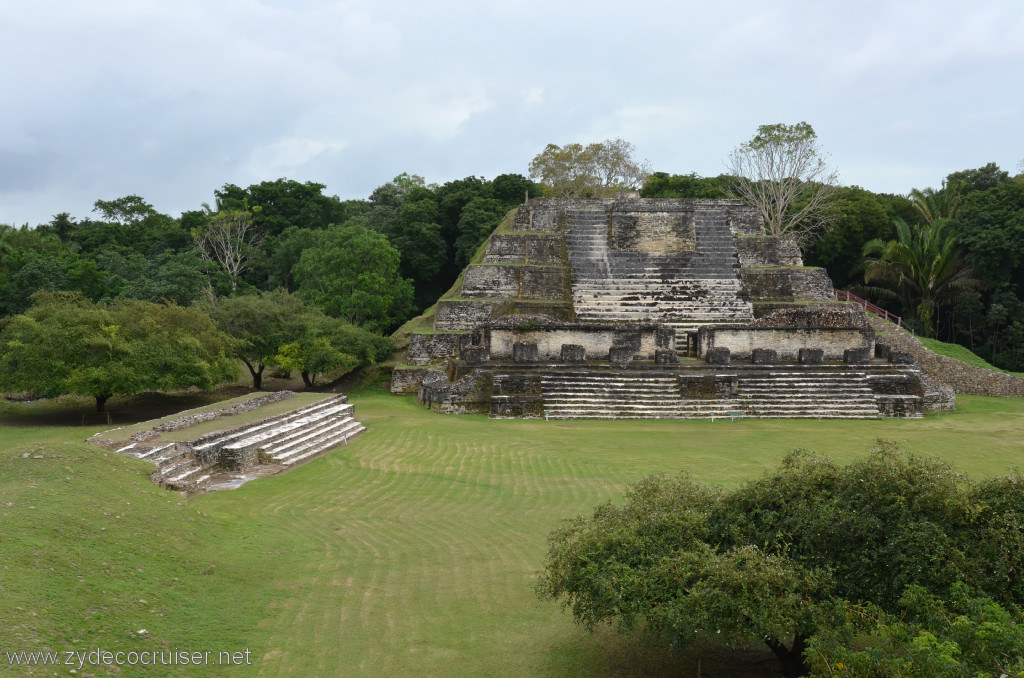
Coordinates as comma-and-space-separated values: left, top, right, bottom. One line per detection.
538, 446, 1024, 677
529, 138, 651, 198
0, 292, 237, 411
726, 122, 839, 245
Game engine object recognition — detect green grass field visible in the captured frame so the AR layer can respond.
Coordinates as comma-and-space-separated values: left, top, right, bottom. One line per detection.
2, 390, 1024, 677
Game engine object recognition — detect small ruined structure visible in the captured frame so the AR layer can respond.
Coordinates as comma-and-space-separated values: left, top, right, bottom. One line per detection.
391, 198, 952, 419
109, 394, 365, 492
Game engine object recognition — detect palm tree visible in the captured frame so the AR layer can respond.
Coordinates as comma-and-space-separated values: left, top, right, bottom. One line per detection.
862, 217, 982, 337
908, 179, 969, 225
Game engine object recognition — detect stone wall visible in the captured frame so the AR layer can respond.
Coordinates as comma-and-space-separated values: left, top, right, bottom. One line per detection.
407, 333, 464, 365
868, 316, 1024, 397
736, 236, 803, 267
487, 323, 668, 361
434, 299, 574, 331
483, 233, 566, 265
741, 267, 836, 302
697, 327, 872, 361
609, 211, 696, 253
390, 366, 431, 394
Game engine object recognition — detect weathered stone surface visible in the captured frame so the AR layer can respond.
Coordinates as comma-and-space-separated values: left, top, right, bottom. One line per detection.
889, 351, 915, 365
513, 341, 539, 363
706, 347, 731, 365
610, 211, 696, 253
520, 266, 569, 300
390, 367, 429, 394
741, 268, 835, 302
697, 327, 871, 361
844, 347, 871, 364
655, 349, 679, 364
609, 345, 634, 368
482, 235, 525, 263
561, 344, 586, 363
799, 348, 824, 364
462, 345, 489, 364
407, 333, 463, 365
462, 265, 520, 298
751, 348, 777, 365
866, 315, 1024, 398
150, 391, 295, 433
736, 237, 803, 267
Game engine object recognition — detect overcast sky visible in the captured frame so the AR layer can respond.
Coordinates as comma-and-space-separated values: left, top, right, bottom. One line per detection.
2, 0, 1022, 226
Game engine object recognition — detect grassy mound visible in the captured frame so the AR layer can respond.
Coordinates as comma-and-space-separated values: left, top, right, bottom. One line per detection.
918, 336, 1024, 376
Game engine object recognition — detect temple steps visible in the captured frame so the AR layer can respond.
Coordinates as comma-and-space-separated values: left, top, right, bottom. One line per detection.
140, 394, 364, 492
537, 368, 896, 419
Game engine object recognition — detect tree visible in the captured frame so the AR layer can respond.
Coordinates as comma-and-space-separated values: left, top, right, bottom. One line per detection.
726, 122, 839, 245
202, 290, 306, 389
191, 207, 264, 293
908, 180, 969, 225
293, 223, 414, 333
537, 446, 1024, 677
0, 292, 236, 412
805, 186, 895, 290
528, 138, 651, 198
273, 312, 392, 388
214, 179, 349, 238
863, 217, 982, 336
640, 171, 733, 199
946, 161, 1011, 193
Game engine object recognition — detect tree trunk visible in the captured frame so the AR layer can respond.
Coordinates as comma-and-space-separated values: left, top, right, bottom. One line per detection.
301, 370, 313, 389
243, 360, 265, 390
95, 394, 110, 413
766, 635, 809, 678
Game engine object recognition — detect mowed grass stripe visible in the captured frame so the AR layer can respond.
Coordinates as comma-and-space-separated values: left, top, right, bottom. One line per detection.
5, 392, 1024, 677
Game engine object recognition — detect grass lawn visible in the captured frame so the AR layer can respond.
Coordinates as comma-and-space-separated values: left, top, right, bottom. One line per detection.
2, 389, 1024, 677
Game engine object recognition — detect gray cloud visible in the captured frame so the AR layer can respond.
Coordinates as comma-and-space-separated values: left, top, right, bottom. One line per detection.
1, 0, 1021, 225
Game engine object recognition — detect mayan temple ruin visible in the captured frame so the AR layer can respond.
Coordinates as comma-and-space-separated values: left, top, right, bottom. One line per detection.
391, 198, 953, 419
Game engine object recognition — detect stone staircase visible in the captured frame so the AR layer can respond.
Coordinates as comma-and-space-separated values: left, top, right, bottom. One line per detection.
536, 366, 906, 420
541, 369, 685, 419
117, 395, 365, 492
561, 206, 753, 350
732, 370, 884, 418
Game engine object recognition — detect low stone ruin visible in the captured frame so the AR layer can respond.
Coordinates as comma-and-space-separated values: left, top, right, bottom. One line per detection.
110, 395, 365, 492
392, 198, 952, 419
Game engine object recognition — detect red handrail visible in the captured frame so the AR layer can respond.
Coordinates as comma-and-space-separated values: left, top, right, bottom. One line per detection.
835, 290, 915, 336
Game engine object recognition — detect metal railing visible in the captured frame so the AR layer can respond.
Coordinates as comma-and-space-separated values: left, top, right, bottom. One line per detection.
835, 289, 915, 335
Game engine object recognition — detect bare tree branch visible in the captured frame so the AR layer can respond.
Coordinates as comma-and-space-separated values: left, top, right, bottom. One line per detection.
726, 122, 839, 246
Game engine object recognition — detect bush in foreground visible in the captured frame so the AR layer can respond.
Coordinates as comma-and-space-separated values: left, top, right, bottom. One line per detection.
537, 444, 1024, 677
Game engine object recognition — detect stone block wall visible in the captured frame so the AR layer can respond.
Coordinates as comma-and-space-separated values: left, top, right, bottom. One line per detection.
434, 299, 574, 331
736, 236, 803, 267
407, 333, 464, 365
697, 327, 872, 361
741, 267, 836, 302
485, 321, 669, 362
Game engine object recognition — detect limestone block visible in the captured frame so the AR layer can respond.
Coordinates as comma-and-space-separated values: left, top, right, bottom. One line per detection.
736, 237, 803, 267
751, 348, 777, 365
655, 349, 678, 364
462, 345, 489, 364
520, 266, 569, 300
513, 341, 539, 363
799, 348, 824, 364
390, 367, 429, 394
560, 344, 586, 363
483, 235, 525, 263
462, 265, 519, 298
407, 333, 463, 365
844, 348, 871, 364
706, 347, 731, 365
525, 235, 566, 265
875, 342, 891, 359
608, 345, 634, 368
